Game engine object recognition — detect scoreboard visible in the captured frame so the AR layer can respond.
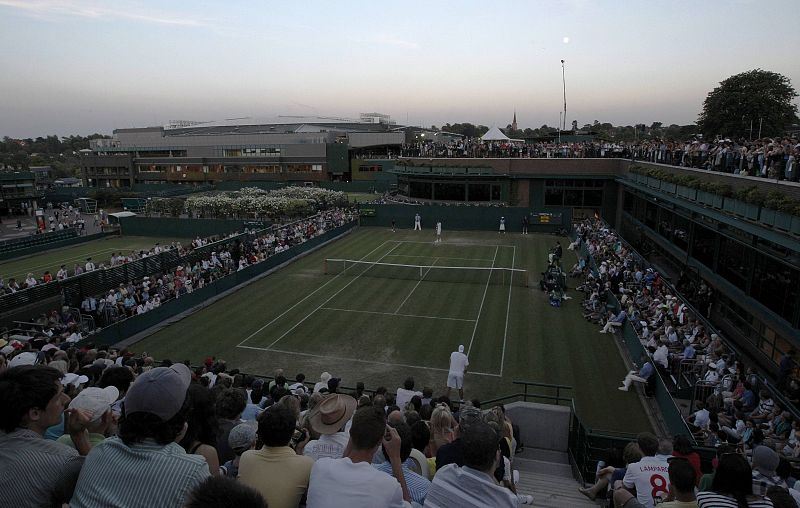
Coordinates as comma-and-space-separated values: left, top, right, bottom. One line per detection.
530, 212, 563, 225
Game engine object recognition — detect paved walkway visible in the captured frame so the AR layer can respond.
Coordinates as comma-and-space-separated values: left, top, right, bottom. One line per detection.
0, 211, 104, 241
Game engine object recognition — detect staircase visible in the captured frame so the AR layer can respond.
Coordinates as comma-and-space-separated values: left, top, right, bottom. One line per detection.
514, 448, 598, 507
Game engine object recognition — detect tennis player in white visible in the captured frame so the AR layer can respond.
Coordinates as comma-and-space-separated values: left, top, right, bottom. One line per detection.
446, 344, 469, 402
414, 213, 422, 230
435, 220, 442, 244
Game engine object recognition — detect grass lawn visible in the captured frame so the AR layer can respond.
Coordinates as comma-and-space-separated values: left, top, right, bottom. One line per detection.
1, 235, 190, 281
347, 192, 380, 203
132, 227, 651, 434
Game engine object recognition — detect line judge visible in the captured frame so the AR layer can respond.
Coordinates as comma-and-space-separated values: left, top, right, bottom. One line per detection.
446, 345, 469, 402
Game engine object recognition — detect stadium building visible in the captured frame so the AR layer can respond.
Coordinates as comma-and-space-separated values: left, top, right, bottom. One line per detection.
80, 118, 405, 188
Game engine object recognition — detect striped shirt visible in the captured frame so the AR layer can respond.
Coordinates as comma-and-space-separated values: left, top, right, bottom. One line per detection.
0, 428, 84, 508
696, 491, 774, 507
70, 437, 209, 508
425, 464, 517, 508
375, 461, 431, 504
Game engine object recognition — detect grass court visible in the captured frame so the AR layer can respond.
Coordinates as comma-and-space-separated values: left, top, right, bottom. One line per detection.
1, 235, 189, 281
132, 227, 651, 433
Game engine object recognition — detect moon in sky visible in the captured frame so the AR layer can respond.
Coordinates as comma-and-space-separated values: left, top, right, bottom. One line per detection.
563, 36, 570, 44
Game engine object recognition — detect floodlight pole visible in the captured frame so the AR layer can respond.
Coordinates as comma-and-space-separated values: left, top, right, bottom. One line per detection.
561, 59, 567, 131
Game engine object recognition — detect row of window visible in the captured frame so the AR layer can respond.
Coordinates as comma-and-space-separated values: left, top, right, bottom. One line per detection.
623, 190, 800, 327
222, 148, 281, 157
403, 181, 503, 201
135, 164, 322, 174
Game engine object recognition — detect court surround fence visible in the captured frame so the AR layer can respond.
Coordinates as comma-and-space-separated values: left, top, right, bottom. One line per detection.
83, 221, 357, 346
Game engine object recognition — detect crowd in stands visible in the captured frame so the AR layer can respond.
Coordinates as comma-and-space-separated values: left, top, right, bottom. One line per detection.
2, 209, 356, 348
397, 135, 799, 181
571, 217, 800, 507
0, 347, 533, 507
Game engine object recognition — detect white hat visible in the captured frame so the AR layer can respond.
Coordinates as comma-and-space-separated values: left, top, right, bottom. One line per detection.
41, 344, 59, 352
68, 386, 119, 422
458, 345, 465, 353
9, 351, 38, 368
708, 362, 717, 369
62, 372, 89, 387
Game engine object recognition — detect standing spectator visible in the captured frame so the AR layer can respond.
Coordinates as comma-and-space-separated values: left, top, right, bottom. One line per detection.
69, 364, 209, 508
303, 394, 356, 461
238, 404, 314, 508
425, 419, 518, 508
306, 405, 410, 507
0, 365, 91, 507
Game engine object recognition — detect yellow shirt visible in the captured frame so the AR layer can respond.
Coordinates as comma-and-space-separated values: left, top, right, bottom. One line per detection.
238, 446, 314, 508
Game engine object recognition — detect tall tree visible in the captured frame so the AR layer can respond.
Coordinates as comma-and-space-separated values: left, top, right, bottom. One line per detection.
698, 69, 798, 139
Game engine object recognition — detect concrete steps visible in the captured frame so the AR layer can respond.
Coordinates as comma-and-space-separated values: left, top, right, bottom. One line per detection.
513, 450, 599, 507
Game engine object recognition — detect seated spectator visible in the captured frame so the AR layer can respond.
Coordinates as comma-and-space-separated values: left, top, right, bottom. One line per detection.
220, 421, 256, 478
184, 476, 267, 508
580, 441, 642, 501
622, 432, 670, 508
306, 405, 409, 507
69, 363, 210, 507
618, 361, 655, 392
215, 388, 247, 464
303, 393, 356, 461
180, 384, 221, 476
436, 405, 483, 470
696, 453, 773, 507
600, 308, 628, 333
56, 386, 119, 449
375, 420, 431, 504
613, 457, 698, 508
672, 434, 702, 485
751, 446, 788, 497
238, 404, 314, 508
425, 418, 518, 507
396, 376, 422, 410
0, 365, 91, 507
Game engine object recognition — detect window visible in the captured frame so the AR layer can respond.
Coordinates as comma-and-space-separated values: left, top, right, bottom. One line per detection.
717, 236, 752, 292
434, 182, 465, 201
751, 255, 800, 324
223, 147, 281, 157
468, 183, 490, 201
409, 181, 432, 199
691, 224, 716, 269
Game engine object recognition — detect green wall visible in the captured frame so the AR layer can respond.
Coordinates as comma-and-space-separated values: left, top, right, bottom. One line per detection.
357, 204, 570, 232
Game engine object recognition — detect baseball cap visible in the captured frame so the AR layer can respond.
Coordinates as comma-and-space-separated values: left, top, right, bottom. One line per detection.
228, 422, 257, 454
62, 372, 90, 387
69, 386, 119, 422
124, 363, 191, 420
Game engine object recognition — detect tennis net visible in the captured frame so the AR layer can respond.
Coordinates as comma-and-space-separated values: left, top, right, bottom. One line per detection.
324, 258, 528, 287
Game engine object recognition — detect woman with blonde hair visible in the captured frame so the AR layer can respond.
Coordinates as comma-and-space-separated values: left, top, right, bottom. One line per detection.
429, 404, 455, 457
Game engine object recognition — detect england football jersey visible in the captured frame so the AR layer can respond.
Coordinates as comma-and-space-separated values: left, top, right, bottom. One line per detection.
622, 456, 670, 508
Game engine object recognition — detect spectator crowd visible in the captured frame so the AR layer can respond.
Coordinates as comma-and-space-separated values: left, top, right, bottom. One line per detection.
0, 346, 533, 507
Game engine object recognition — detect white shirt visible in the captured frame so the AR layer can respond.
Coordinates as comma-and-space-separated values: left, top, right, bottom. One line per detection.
303, 432, 350, 462
448, 351, 469, 375
692, 408, 710, 430
396, 388, 422, 410
436, 222, 442, 234
622, 456, 670, 508
653, 346, 669, 369
306, 457, 404, 508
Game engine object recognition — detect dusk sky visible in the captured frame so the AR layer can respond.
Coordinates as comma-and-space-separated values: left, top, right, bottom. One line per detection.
1, 0, 798, 138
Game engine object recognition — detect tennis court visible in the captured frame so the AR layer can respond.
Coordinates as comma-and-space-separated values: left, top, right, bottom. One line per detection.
238, 240, 525, 377
133, 227, 651, 433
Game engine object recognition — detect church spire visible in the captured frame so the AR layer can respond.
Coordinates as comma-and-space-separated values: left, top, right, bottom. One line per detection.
511, 111, 518, 131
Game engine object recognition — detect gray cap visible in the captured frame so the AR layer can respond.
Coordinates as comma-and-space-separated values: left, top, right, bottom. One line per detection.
124, 363, 191, 420
228, 422, 257, 453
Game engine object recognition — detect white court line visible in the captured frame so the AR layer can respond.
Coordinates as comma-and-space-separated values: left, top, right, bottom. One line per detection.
237, 239, 392, 347
384, 254, 495, 262
7, 246, 120, 275
260, 241, 402, 350
499, 246, 515, 377
393, 257, 439, 314
396, 240, 514, 248
466, 245, 499, 355
236, 344, 502, 377
321, 306, 476, 323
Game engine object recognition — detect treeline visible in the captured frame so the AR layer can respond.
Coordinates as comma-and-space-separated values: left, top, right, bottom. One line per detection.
0, 134, 110, 177
429, 121, 699, 142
